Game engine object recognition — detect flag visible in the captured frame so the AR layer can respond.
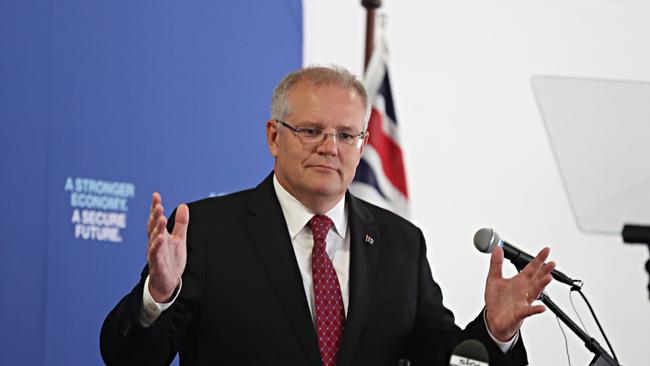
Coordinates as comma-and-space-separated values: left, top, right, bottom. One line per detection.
351, 36, 409, 218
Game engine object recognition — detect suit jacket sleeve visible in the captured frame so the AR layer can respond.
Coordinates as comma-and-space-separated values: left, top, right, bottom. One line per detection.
100, 208, 205, 366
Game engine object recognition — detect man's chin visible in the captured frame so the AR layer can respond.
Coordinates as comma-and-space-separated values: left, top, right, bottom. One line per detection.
303, 179, 343, 197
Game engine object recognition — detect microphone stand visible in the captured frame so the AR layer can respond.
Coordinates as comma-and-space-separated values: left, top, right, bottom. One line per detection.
509, 262, 619, 365
537, 292, 619, 366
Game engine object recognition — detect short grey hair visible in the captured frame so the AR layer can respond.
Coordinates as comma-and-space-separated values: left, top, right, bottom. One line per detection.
270, 65, 372, 130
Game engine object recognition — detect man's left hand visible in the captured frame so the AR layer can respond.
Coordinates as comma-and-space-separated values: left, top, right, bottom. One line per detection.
484, 246, 555, 342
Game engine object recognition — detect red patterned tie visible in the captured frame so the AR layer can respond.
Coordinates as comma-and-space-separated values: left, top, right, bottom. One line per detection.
309, 215, 345, 366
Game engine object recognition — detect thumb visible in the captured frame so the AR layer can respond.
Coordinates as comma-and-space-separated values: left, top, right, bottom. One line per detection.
488, 245, 504, 281
172, 204, 189, 242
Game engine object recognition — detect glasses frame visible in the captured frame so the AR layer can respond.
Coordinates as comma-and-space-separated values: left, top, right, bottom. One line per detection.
275, 119, 366, 149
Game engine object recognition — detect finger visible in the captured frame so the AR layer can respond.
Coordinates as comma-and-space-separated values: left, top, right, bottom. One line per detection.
171, 204, 190, 242
147, 203, 164, 237
147, 230, 166, 265
150, 192, 162, 214
147, 193, 163, 235
521, 247, 551, 276
531, 273, 553, 298
148, 215, 168, 249
538, 261, 556, 279
487, 245, 505, 281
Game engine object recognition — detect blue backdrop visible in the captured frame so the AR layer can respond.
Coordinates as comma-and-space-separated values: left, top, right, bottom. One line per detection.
0, 1, 302, 364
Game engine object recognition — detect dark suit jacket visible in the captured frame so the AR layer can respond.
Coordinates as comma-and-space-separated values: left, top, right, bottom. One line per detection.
100, 174, 528, 366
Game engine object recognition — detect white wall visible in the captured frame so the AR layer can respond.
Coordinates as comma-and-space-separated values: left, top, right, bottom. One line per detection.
304, 1, 650, 365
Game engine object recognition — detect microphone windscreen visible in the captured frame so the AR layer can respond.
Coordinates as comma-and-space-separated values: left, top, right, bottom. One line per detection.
622, 224, 650, 244
449, 339, 489, 366
473, 228, 499, 253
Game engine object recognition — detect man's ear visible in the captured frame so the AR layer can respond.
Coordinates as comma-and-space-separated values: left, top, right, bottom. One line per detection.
358, 131, 370, 156
266, 119, 279, 157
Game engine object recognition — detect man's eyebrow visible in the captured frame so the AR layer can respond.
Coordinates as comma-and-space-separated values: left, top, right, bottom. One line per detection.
295, 120, 361, 133
337, 125, 359, 133
295, 120, 323, 127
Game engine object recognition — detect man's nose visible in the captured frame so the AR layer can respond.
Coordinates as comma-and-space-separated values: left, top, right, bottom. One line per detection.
317, 133, 339, 153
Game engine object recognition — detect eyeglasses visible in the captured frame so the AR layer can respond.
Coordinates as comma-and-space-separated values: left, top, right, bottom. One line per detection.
276, 120, 366, 149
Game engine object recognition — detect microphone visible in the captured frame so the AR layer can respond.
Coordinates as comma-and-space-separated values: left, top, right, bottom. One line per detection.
449, 339, 489, 366
473, 228, 577, 287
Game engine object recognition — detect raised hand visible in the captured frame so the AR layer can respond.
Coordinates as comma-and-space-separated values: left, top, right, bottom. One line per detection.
146, 192, 189, 303
484, 246, 555, 342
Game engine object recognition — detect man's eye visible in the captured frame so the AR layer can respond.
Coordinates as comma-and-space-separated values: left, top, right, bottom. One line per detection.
300, 128, 320, 136
338, 132, 354, 141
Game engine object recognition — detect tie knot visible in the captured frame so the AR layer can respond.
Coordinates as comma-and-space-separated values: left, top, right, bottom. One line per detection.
309, 215, 333, 241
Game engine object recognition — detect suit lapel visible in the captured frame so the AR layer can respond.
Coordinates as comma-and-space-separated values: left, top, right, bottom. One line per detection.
244, 175, 322, 366
336, 193, 380, 366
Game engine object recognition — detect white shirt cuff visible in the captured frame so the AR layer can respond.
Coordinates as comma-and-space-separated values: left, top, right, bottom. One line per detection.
139, 275, 182, 328
483, 308, 519, 353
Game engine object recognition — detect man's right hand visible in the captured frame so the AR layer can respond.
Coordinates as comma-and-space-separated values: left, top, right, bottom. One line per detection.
146, 192, 189, 303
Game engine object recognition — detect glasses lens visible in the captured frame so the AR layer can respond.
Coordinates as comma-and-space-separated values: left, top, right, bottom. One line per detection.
282, 120, 363, 148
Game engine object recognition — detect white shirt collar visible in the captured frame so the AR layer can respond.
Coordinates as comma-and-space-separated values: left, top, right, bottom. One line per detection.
273, 174, 348, 240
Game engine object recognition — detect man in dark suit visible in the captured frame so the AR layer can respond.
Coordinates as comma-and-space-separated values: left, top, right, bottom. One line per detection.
100, 66, 554, 366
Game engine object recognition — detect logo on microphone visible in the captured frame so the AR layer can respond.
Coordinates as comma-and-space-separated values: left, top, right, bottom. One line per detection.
449, 355, 488, 366
448, 339, 489, 366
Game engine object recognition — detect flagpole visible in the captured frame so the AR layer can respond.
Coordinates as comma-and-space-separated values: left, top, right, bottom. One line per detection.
361, 0, 382, 71
355, 0, 410, 219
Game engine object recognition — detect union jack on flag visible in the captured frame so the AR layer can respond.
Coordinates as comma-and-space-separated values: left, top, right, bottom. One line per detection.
351, 37, 409, 218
